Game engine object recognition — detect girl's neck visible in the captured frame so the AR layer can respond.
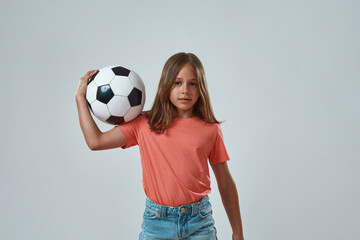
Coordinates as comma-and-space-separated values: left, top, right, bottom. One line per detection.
175, 111, 195, 119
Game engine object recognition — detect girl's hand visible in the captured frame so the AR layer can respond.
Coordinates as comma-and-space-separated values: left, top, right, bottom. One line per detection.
233, 233, 244, 240
76, 69, 98, 98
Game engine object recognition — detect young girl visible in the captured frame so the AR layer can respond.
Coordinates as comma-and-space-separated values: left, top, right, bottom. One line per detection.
76, 53, 244, 240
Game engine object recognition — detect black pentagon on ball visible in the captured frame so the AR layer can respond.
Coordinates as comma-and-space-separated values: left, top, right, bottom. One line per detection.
128, 88, 142, 106
106, 116, 125, 125
96, 84, 114, 104
112, 66, 130, 76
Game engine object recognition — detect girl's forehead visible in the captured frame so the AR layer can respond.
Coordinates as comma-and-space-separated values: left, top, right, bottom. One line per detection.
176, 64, 196, 77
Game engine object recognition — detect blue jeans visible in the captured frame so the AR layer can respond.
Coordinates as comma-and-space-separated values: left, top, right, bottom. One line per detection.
139, 195, 217, 239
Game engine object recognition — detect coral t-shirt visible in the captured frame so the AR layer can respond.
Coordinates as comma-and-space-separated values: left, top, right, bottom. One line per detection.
117, 114, 230, 207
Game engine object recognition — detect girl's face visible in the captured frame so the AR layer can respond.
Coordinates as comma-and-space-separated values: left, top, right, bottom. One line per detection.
169, 64, 200, 119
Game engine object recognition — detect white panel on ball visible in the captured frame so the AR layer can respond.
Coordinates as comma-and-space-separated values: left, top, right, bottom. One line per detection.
93, 67, 115, 86
107, 96, 131, 116
109, 76, 134, 96
90, 101, 111, 122
128, 71, 145, 92
124, 105, 144, 122
141, 89, 146, 106
86, 81, 98, 104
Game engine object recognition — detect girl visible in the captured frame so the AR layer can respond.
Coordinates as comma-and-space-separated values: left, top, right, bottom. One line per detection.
75, 53, 244, 240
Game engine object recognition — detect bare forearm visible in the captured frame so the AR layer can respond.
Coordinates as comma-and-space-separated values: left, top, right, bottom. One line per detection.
218, 178, 244, 238
75, 95, 102, 149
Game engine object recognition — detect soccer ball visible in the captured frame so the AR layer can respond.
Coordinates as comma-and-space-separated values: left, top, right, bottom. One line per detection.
86, 66, 145, 125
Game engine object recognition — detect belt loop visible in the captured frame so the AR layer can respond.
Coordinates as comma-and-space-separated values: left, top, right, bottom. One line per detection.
160, 205, 167, 218
191, 203, 198, 217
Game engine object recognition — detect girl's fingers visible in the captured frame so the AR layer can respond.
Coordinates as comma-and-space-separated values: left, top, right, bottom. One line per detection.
81, 69, 98, 81
76, 70, 99, 97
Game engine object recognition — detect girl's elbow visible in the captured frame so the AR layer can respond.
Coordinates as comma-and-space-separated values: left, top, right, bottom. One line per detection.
89, 145, 98, 151
87, 140, 100, 151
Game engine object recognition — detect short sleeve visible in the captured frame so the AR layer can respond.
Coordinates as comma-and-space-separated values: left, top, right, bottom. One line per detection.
117, 115, 143, 149
208, 125, 230, 165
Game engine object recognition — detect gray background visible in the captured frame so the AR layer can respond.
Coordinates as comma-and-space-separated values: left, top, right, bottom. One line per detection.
1, 0, 359, 239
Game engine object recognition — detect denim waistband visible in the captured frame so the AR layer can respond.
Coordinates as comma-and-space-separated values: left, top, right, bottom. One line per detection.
145, 195, 210, 217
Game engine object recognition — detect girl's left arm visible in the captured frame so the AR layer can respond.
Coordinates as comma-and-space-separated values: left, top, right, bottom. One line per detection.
211, 162, 244, 240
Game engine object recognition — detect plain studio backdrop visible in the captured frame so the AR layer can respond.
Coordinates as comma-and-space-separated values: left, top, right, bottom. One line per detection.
0, 0, 359, 239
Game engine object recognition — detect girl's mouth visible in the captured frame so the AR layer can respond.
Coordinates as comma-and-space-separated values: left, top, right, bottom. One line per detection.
178, 98, 191, 103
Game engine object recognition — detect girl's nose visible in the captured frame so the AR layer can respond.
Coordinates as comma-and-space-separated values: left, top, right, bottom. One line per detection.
181, 83, 189, 94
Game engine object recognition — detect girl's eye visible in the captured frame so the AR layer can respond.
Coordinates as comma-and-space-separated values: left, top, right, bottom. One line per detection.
174, 81, 197, 86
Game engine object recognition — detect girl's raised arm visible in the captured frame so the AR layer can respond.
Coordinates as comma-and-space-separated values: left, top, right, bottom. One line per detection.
75, 70, 126, 150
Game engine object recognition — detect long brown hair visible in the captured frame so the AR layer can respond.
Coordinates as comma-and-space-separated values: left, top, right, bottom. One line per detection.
146, 52, 221, 133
